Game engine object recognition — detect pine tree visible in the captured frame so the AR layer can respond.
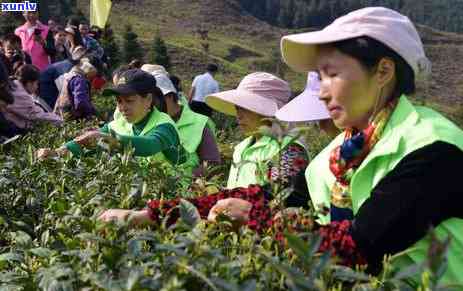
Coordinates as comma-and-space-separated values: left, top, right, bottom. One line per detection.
278, 1, 292, 27
39, 0, 50, 21
265, 0, 280, 25
150, 34, 171, 69
100, 25, 121, 68
59, 0, 75, 19
0, 12, 22, 35
122, 24, 144, 63
293, 4, 308, 28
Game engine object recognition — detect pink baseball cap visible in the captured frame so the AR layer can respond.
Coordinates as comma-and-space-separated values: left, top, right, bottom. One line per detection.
205, 72, 291, 117
281, 7, 431, 81
276, 72, 330, 122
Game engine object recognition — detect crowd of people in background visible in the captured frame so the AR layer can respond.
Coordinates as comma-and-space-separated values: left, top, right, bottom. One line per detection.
0, 10, 108, 142
0, 10, 222, 144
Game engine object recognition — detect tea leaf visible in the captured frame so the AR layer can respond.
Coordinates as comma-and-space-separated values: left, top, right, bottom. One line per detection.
179, 199, 200, 228
0, 252, 23, 263
332, 266, 370, 282
29, 247, 53, 258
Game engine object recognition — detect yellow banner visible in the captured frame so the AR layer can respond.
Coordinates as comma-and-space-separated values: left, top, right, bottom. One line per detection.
90, 0, 112, 28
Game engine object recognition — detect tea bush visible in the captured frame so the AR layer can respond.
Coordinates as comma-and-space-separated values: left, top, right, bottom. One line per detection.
0, 99, 458, 290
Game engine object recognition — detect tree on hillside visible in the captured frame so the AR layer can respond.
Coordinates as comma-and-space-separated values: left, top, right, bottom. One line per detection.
101, 25, 121, 69
39, 0, 50, 21
122, 24, 144, 63
278, 0, 295, 28
45, 0, 81, 22
0, 12, 22, 35
150, 34, 171, 69
237, 0, 463, 33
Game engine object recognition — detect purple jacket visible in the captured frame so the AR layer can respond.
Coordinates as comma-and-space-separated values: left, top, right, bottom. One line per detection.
1, 80, 63, 129
54, 70, 96, 120
69, 75, 96, 119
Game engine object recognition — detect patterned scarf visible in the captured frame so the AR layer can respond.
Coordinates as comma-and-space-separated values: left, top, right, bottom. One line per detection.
329, 99, 398, 221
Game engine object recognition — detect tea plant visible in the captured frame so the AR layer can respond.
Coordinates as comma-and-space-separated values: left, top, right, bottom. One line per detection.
0, 100, 458, 290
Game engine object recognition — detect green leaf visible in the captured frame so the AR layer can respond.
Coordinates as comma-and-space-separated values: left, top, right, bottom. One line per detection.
127, 238, 143, 258
263, 255, 315, 289
0, 284, 24, 291
210, 277, 240, 291
393, 262, 424, 280
85, 270, 125, 291
41, 230, 50, 246
242, 279, 257, 291
37, 264, 77, 291
331, 266, 370, 282
11, 230, 32, 248
434, 284, 463, 291
0, 252, 24, 263
29, 247, 53, 258
284, 231, 323, 271
175, 262, 219, 291
0, 215, 6, 226
308, 251, 331, 280
284, 232, 311, 263
0, 270, 27, 283
77, 232, 107, 244
179, 199, 200, 228
126, 267, 142, 291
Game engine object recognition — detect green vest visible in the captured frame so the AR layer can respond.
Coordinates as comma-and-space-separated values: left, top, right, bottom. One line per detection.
227, 135, 302, 189
306, 96, 463, 284
178, 92, 189, 107
176, 105, 216, 173
108, 109, 178, 164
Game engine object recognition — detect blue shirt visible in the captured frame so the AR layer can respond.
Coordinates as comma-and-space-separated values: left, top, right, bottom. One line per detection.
39, 60, 73, 107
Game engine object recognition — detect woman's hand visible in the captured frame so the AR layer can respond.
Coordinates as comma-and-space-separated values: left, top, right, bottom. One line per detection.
99, 133, 120, 151
74, 130, 102, 148
98, 209, 153, 226
34, 34, 45, 45
36, 148, 57, 160
208, 198, 253, 225
36, 147, 69, 160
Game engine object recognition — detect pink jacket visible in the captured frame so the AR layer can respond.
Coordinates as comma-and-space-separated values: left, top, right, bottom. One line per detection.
1, 80, 63, 129
15, 21, 50, 71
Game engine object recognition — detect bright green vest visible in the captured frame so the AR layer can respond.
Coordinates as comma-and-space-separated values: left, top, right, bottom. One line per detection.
176, 105, 216, 173
178, 92, 189, 107
306, 96, 463, 284
108, 109, 179, 164
227, 135, 302, 189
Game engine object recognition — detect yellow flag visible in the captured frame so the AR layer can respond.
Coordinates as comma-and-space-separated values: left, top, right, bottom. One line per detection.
90, 0, 112, 28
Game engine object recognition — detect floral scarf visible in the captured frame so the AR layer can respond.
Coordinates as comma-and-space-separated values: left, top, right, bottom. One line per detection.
329, 99, 398, 221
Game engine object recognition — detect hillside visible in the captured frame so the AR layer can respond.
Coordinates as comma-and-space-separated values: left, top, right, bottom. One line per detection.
79, 0, 463, 116
78, 0, 297, 87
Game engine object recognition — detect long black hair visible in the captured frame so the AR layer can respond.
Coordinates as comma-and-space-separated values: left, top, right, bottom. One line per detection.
14, 64, 40, 85
0, 59, 14, 104
67, 17, 84, 47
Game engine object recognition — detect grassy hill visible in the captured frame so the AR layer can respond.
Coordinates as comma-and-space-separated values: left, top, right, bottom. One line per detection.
78, 0, 463, 122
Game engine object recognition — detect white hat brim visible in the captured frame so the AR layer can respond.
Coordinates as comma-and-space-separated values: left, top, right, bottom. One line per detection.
206, 89, 279, 117
276, 89, 330, 122
281, 29, 361, 72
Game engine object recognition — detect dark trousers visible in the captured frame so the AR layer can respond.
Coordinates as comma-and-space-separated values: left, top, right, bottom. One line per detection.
190, 101, 213, 117
0, 112, 23, 138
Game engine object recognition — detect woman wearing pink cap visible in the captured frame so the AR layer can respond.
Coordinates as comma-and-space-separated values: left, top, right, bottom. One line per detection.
278, 7, 463, 284
97, 72, 315, 227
